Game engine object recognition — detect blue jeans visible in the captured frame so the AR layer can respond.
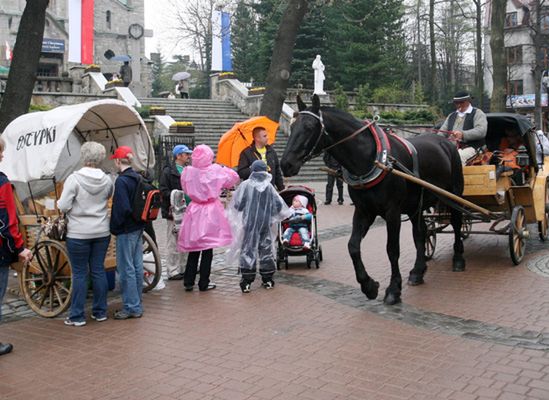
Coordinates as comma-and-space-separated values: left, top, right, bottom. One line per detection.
283, 227, 310, 245
0, 266, 9, 321
66, 236, 111, 322
116, 230, 144, 315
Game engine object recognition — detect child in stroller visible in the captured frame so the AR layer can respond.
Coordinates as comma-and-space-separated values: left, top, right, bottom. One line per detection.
282, 195, 312, 249
278, 186, 322, 269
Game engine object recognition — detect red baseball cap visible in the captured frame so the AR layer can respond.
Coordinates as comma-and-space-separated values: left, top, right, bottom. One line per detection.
110, 146, 133, 160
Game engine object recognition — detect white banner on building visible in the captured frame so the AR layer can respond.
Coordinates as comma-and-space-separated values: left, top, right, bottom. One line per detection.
68, 0, 82, 63
211, 10, 223, 71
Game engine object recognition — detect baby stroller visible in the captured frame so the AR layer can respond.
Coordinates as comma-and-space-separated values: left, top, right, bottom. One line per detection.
277, 186, 323, 269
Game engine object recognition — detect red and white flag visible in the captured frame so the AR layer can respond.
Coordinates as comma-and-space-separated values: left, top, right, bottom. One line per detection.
4, 41, 12, 61
68, 0, 94, 64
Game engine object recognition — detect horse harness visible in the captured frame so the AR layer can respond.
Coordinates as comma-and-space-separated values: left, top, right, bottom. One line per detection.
299, 110, 419, 189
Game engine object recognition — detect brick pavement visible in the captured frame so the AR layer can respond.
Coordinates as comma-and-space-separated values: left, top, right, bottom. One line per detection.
2, 181, 549, 399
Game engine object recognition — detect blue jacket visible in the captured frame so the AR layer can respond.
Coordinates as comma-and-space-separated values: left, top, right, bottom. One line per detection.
110, 167, 145, 235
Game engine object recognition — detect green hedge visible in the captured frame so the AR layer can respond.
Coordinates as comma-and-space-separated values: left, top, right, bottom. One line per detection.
29, 104, 53, 112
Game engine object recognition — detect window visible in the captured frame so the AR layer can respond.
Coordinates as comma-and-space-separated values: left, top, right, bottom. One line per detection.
505, 12, 518, 28
106, 11, 111, 30
506, 46, 523, 65
507, 80, 523, 96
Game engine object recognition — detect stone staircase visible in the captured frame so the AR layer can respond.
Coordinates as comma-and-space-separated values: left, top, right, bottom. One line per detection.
139, 98, 325, 182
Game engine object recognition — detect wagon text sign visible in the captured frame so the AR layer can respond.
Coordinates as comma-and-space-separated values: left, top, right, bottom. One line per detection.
16, 126, 57, 150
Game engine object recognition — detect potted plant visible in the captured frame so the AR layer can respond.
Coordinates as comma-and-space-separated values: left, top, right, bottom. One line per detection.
149, 106, 167, 116
218, 71, 236, 81
105, 78, 125, 89
84, 64, 101, 73
169, 121, 195, 134
248, 86, 266, 95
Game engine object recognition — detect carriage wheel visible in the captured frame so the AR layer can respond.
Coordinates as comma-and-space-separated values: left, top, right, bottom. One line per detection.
461, 217, 472, 239
20, 240, 72, 318
538, 180, 549, 241
509, 206, 527, 265
142, 232, 161, 293
424, 229, 436, 260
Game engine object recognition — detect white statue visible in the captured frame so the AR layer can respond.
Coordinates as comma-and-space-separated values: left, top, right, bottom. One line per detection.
312, 55, 326, 95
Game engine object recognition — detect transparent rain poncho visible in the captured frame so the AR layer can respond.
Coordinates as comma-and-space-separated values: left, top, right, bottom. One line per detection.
226, 171, 292, 270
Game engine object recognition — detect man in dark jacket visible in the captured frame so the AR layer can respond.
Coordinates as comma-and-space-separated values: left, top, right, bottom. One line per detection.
159, 144, 192, 280
323, 152, 344, 205
110, 146, 145, 320
237, 126, 284, 191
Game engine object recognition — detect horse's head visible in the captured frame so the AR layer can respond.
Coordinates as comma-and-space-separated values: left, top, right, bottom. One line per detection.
281, 95, 326, 177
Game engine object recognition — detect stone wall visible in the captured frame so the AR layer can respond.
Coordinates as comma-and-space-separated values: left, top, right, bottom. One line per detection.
0, 91, 117, 108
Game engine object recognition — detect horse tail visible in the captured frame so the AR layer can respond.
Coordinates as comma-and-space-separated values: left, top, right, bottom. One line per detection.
450, 146, 464, 196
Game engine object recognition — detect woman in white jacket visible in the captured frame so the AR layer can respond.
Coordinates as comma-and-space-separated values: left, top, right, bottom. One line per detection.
58, 142, 113, 326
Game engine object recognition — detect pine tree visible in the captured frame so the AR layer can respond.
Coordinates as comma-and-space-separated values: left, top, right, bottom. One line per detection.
231, 1, 260, 82
151, 52, 165, 97
325, 0, 408, 91
290, 3, 327, 88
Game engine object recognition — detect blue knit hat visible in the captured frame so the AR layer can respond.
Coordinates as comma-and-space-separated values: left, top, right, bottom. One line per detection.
250, 160, 267, 172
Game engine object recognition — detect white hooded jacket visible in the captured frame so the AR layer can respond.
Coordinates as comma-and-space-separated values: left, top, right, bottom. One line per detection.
58, 167, 114, 239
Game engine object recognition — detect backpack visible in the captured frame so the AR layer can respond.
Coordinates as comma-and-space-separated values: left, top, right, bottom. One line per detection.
132, 176, 162, 222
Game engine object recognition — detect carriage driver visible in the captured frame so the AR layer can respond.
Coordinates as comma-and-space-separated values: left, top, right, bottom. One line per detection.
439, 90, 488, 165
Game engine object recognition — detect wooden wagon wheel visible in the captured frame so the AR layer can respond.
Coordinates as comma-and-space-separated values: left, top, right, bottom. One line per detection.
142, 232, 161, 293
461, 217, 472, 239
538, 179, 549, 241
423, 208, 437, 260
509, 205, 527, 265
20, 239, 72, 318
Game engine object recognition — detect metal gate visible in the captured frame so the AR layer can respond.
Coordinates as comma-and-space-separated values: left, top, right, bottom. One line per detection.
154, 134, 195, 181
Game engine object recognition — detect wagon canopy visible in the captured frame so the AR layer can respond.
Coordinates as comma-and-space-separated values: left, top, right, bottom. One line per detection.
485, 113, 537, 169
0, 99, 154, 199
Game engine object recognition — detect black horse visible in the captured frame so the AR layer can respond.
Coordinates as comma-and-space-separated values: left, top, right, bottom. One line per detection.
281, 95, 465, 305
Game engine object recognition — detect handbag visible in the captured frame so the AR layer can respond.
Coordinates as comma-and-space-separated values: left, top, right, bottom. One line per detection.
42, 214, 68, 241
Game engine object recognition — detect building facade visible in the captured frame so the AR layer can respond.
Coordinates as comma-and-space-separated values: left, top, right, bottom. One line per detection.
484, 0, 549, 109
0, 0, 151, 96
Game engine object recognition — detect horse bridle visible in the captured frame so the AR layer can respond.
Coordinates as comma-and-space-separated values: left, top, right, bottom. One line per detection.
299, 110, 375, 162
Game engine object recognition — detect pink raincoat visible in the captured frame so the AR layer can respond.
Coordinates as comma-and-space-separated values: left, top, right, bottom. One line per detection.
177, 145, 240, 252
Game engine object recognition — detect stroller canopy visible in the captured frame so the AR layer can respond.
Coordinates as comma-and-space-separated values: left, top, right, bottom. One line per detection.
0, 99, 154, 199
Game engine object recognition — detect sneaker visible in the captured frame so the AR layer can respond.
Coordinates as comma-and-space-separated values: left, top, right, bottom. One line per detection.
240, 281, 251, 293
64, 318, 86, 327
113, 310, 142, 320
0, 343, 13, 356
262, 280, 275, 290
199, 283, 216, 292
324, 201, 331, 205
168, 273, 184, 281
184, 285, 194, 292
91, 315, 108, 322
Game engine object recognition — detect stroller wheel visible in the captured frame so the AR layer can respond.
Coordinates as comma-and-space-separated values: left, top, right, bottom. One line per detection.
315, 251, 320, 269
284, 253, 289, 270
318, 246, 323, 262
306, 253, 312, 269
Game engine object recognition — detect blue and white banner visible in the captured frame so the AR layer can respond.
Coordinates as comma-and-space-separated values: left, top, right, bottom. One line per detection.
211, 10, 232, 71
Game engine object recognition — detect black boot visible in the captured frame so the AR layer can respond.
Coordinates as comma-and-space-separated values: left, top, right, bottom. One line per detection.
0, 342, 13, 356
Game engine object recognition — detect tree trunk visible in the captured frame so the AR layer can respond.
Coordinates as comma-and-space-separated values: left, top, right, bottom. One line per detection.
532, 0, 543, 128
429, 0, 436, 101
490, 0, 507, 112
474, 0, 484, 109
259, 0, 308, 122
416, 0, 422, 87
0, 0, 49, 131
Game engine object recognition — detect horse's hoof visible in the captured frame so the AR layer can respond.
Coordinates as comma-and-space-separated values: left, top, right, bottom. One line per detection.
361, 280, 379, 300
408, 274, 424, 286
383, 292, 401, 305
452, 256, 466, 272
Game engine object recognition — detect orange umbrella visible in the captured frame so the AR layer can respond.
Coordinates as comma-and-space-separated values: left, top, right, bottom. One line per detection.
216, 116, 279, 167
